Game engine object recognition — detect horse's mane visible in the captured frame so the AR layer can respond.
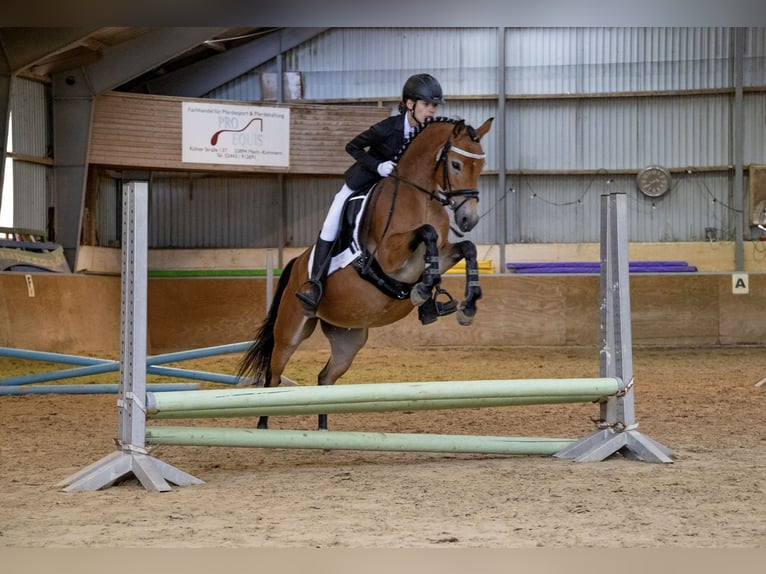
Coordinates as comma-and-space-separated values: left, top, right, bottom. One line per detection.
393, 116, 480, 163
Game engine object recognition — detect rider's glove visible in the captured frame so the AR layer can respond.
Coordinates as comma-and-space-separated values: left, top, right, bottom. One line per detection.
376, 161, 396, 177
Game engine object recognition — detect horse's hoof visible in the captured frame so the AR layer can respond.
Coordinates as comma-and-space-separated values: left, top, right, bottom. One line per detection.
236, 376, 262, 388
280, 375, 299, 387
456, 306, 475, 326
410, 283, 431, 307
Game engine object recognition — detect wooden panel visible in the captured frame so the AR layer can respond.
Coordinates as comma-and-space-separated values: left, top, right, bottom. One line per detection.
365, 276, 571, 348
561, 275, 601, 345
719, 274, 766, 344
629, 275, 720, 345
0, 274, 121, 353
89, 92, 389, 174
77, 241, 766, 276
147, 278, 269, 351
3, 273, 764, 355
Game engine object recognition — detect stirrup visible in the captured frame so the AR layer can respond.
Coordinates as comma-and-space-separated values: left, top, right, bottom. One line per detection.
418, 297, 439, 325
433, 287, 457, 316
417, 288, 457, 325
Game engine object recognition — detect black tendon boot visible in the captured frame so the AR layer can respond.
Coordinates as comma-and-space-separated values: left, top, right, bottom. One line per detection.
296, 238, 335, 318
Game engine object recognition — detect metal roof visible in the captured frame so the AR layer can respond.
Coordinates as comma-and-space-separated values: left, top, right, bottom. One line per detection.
0, 27, 327, 96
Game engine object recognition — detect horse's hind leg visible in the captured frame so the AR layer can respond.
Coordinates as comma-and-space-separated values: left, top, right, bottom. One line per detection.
316, 323, 369, 431
257, 315, 318, 429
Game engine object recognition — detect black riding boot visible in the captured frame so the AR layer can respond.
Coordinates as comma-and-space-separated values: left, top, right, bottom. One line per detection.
296, 238, 334, 318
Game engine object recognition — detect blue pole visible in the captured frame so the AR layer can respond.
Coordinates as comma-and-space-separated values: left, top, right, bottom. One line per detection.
0, 342, 251, 386
146, 342, 251, 365
146, 366, 241, 385
0, 347, 113, 366
1, 362, 119, 386
0, 383, 199, 395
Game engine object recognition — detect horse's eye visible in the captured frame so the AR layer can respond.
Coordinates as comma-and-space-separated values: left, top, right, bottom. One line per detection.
451, 161, 461, 171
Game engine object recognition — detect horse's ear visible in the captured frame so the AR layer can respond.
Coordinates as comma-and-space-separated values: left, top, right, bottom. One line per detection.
475, 117, 494, 140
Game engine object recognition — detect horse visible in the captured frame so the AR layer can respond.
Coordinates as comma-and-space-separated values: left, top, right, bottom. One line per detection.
237, 116, 494, 431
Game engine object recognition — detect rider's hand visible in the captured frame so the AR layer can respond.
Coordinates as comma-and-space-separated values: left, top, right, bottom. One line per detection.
376, 161, 396, 177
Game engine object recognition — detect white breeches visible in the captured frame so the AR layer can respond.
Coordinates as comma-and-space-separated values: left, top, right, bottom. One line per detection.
318, 184, 355, 241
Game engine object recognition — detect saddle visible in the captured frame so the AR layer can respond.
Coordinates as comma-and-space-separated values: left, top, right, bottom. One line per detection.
327, 185, 456, 325
326, 185, 413, 300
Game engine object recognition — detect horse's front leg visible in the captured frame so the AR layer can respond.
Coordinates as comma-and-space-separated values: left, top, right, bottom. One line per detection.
451, 240, 482, 326
408, 224, 441, 306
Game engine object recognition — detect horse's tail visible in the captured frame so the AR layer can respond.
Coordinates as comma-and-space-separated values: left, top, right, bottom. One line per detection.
236, 257, 297, 385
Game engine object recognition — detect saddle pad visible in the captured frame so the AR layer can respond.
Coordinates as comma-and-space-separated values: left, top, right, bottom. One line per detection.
306, 191, 373, 276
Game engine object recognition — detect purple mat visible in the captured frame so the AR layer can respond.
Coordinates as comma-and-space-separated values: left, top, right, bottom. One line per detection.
507, 261, 697, 274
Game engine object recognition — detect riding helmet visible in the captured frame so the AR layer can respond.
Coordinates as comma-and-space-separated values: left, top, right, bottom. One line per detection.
402, 73, 445, 105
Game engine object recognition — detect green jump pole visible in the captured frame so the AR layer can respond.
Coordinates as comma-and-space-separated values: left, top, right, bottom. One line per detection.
147, 378, 620, 415
149, 393, 607, 420
146, 426, 576, 456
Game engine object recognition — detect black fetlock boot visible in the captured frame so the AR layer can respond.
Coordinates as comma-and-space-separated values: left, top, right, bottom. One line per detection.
296, 238, 334, 318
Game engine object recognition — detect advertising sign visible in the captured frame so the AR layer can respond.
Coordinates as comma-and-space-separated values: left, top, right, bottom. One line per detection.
182, 102, 290, 167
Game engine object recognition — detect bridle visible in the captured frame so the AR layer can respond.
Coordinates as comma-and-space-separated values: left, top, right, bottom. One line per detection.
434, 141, 485, 212
364, 125, 486, 273
390, 136, 485, 214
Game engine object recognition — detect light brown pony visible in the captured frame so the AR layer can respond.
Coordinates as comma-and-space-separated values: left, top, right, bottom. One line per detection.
238, 116, 494, 430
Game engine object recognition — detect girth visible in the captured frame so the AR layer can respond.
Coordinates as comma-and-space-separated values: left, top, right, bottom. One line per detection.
351, 248, 417, 300
334, 184, 421, 301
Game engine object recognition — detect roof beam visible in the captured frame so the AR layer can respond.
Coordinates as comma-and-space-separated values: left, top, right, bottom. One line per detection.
0, 27, 101, 74
141, 27, 328, 97
82, 27, 229, 95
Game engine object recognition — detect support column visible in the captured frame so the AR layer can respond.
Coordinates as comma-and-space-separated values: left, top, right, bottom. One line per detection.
50, 69, 92, 270
58, 181, 202, 492
733, 27, 746, 267
496, 26, 508, 273
555, 191, 674, 463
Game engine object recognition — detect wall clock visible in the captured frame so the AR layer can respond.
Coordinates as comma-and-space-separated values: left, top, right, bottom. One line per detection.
636, 165, 671, 198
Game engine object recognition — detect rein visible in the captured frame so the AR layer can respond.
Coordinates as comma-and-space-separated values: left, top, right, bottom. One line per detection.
361, 178, 399, 276
356, 118, 486, 292
388, 137, 484, 237
367, 120, 486, 266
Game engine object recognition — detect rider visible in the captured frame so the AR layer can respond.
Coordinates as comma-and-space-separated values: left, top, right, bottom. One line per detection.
296, 73, 445, 317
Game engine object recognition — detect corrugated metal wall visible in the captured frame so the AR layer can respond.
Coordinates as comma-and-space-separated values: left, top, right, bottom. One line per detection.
510, 172, 734, 243
203, 26, 765, 245
7, 28, 766, 249
506, 28, 735, 94
290, 28, 499, 99
94, 171, 347, 249
509, 94, 731, 171
7, 77, 50, 232
283, 176, 344, 247
147, 174, 283, 248
745, 93, 766, 165
96, 174, 120, 247
501, 28, 758, 242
